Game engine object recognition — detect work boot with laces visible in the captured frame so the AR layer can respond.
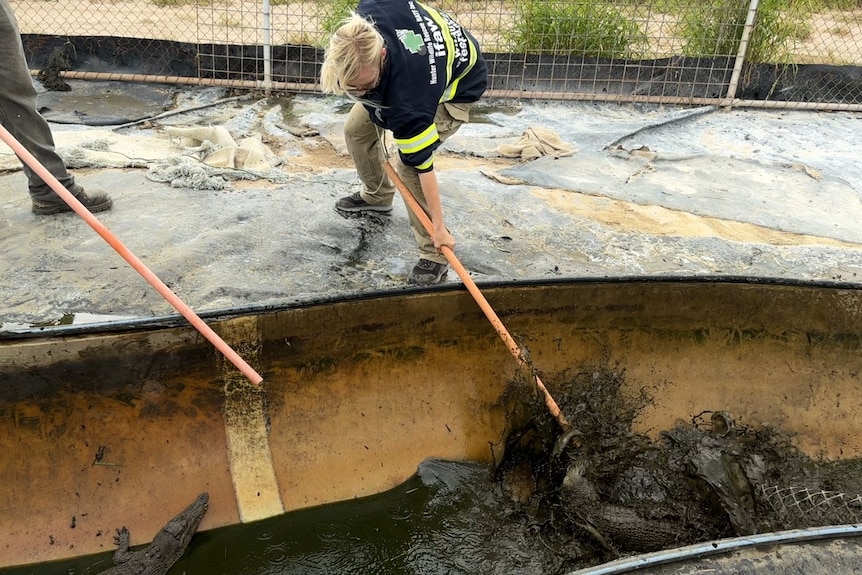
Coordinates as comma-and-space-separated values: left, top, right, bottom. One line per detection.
408, 259, 448, 285
32, 184, 114, 215
335, 191, 392, 214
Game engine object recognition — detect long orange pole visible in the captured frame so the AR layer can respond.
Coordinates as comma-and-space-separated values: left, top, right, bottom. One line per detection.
0, 123, 263, 385
383, 161, 570, 431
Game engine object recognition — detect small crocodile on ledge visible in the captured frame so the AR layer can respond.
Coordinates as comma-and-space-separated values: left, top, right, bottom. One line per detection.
99, 492, 209, 575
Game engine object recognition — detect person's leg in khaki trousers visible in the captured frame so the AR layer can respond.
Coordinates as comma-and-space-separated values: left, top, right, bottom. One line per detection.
338, 101, 472, 281
393, 102, 471, 266
339, 102, 396, 211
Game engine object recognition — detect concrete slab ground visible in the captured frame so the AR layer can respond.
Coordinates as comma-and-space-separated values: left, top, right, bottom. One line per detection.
1, 82, 861, 329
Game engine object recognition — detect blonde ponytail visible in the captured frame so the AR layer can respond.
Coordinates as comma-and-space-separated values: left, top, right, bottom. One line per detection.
320, 12, 385, 96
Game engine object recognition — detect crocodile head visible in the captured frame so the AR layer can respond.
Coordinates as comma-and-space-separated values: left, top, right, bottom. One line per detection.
561, 461, 600, 504
162, 492, 209, 547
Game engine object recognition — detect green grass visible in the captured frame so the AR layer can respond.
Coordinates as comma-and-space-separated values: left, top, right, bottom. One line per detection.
507, 0, 648, 58
679, 0, 809, 63
319, 0, 356, 36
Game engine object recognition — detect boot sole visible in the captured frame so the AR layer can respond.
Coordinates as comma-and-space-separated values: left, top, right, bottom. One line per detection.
408, 270, 448, 286
32, 200, 114, 215
335, 205, 393, 214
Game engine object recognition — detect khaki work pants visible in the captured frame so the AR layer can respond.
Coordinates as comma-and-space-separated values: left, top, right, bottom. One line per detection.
344, 101, 471, 264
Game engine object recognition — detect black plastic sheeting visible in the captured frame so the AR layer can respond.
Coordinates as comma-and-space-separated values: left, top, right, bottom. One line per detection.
35, 80, 176, 125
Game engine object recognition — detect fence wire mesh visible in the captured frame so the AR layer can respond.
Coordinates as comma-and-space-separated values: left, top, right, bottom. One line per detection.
761, 485, 862, 530
12, 0, 862, 107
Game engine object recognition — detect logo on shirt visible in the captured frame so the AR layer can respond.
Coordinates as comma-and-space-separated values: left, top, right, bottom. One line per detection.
396, 29, 427, 55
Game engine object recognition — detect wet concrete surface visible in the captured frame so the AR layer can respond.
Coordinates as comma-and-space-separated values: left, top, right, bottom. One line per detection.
1, 82, 861, 328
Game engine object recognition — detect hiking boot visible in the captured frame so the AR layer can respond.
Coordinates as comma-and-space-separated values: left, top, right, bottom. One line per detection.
335, 192, 392, 213
32, 185, 113, 215
408, 259, 448, 285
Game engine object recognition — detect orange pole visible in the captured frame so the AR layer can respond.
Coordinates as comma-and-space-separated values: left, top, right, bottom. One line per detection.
383, 161, 570, 430
0, 123, 263, 385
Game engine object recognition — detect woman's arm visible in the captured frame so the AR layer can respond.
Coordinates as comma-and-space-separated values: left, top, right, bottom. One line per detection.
419, 169, 455, 251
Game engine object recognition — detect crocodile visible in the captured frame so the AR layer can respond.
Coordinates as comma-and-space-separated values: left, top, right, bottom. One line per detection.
560, 411, 760, 554
561, 462, 684, 553
100, 492, 209, 575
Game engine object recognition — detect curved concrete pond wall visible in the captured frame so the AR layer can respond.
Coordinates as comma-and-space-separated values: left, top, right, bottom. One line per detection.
1, 278, 860, 568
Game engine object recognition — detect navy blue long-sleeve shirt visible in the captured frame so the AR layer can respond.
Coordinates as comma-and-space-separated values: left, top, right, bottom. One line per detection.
357, 0, 487, 172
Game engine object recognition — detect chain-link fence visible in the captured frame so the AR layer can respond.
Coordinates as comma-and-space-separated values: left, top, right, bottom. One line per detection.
761, 485, 862, 529
14, 0, 862, 108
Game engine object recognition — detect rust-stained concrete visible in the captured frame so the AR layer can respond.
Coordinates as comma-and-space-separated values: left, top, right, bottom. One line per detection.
1, 280, 861, 567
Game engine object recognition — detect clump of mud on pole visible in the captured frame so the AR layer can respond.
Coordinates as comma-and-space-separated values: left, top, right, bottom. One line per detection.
494, 366, 862, 572
37, 46, 72, 92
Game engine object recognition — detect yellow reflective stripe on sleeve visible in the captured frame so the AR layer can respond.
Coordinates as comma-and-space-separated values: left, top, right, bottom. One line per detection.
416, 156, 434, 171
418, 2, 454, 87
396, 123, 439, 154
440, 36, 478, 103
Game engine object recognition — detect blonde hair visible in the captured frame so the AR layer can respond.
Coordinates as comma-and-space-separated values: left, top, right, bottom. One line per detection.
320, 12, 385, 96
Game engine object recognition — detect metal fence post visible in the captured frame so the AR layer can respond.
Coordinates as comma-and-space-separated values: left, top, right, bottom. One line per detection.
262, 0, 272, 93
724, 0, 760, 107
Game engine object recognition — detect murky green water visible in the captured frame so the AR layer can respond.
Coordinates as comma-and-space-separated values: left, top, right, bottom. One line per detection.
1, 459, 554, 575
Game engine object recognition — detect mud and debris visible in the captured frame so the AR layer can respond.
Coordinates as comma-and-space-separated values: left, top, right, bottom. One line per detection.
497, 367, 862, 572
36, 46, 72, 92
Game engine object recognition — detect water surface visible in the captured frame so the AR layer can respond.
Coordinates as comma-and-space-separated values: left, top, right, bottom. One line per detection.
2, 459, 554, 575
